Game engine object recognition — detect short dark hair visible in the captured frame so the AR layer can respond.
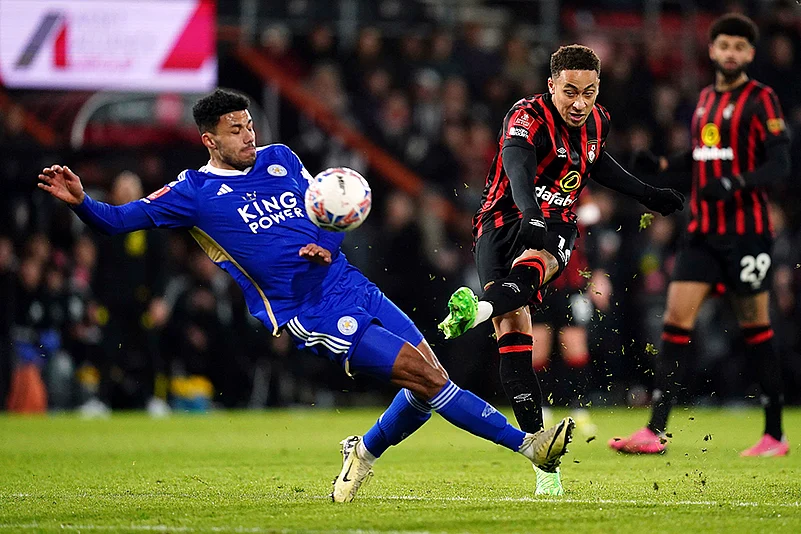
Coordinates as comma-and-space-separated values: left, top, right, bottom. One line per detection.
709, 13, 759, 45
550, 45, 601, 79
192, 89, 250, 133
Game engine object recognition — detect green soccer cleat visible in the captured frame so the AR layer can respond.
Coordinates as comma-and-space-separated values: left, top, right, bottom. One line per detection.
438, 287, 479, 339
534, 466, 564, 496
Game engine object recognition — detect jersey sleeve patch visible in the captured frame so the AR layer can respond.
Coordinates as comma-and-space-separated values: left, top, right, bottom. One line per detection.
766, 118, 786, 135
146, 185, 171, 201
504, 108, 541, 146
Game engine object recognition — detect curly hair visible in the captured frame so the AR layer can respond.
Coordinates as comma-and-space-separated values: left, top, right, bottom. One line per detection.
192, 89, 251, 133
709, 13, 759, 46
550, 45, 601, 79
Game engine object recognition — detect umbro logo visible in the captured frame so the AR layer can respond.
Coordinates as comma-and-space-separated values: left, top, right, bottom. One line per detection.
481, 404, 498, 418
216, 183, 233, 196
502, 282, 521, 293
557, 147, 567, 158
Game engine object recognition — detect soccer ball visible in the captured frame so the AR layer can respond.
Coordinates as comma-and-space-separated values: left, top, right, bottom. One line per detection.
305, 167, 372, 232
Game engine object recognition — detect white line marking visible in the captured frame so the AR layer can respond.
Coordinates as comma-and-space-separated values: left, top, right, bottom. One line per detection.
3, 494, 799, 509
1, 496, 796, 532
315, 494, 801, 508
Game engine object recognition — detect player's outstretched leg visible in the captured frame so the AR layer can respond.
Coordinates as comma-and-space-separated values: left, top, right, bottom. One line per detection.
334, 326, 574, 502
427, 379, 574, 472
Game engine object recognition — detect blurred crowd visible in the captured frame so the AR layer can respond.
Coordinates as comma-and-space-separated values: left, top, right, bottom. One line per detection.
2, 1, 801, 415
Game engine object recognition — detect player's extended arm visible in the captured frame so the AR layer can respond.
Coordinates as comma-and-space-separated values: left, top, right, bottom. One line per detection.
72, 195, 157, 235
701, 143, 791, 200
593, 152, 685, 216
629, 149, 693, 193
38, 165, 155, 235
741, 142, 791, 186
502, 145, 547, 250
631, 149, 692, 174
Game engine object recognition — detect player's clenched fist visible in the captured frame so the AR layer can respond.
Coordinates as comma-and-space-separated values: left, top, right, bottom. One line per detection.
517, 208, 548, 251
38, 165, 85, 205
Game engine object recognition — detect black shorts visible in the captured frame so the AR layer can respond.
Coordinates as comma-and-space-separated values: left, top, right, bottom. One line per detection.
474, 221, 578, 290
531, 290, 594, 328
671, 233, 774, 296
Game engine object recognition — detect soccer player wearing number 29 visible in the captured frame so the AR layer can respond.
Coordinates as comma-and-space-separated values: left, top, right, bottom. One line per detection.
611, 14, 791, 457
437, 45, 685, 494
38, 89, 575, 503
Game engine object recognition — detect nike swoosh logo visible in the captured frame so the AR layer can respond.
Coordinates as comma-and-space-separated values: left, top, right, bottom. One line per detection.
341, 463, 353, 483
545, 421, 566, 458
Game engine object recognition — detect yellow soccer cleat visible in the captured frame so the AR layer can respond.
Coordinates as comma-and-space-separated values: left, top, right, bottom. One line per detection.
331, 435, 374, 503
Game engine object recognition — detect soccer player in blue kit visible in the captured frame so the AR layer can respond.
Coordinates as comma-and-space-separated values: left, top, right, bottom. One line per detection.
38, 89, 574, 502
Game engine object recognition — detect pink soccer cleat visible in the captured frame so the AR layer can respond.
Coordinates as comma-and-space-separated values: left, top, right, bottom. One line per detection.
740, 434, 789, 457
609, 427, 666, 454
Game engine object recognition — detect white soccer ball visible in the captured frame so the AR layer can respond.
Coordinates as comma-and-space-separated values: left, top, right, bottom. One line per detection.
305, 167, 372, 232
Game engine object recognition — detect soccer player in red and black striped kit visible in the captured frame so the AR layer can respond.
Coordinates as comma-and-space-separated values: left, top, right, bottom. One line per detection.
438, 45, 685, 494
611, 14, 792, 456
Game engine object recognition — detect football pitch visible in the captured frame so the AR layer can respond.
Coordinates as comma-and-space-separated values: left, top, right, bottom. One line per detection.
1, 408, 799, 533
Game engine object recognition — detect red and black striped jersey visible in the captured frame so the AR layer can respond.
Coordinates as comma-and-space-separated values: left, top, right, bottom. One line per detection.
473, 93, 611, 241
688, 79, 789, 236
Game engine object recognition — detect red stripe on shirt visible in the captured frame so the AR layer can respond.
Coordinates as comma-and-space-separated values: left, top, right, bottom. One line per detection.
696, 89, 717, 234
711, 92, 731, 235
752, 189, 764, 234
729, 81, 755, 177
760, 89, 778, 120
735, 190, 745, 235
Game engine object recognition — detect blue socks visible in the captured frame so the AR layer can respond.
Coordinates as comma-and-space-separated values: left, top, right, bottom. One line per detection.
363, 381, 525, 458
430, 381, 526, 452
363, 389, 432, 457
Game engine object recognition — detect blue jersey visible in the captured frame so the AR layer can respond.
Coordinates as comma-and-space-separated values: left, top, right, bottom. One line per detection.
73, 144, 348, 335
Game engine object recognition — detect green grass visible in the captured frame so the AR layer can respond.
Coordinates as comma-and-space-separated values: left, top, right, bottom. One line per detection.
0, 407, 799, 533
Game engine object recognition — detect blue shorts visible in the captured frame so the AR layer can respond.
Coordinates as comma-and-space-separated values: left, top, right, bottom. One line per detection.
284, 268, 424, 381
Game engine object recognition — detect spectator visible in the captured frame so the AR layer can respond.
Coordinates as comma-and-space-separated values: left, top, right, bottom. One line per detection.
93, 171, 168, 410
6, 257, 48, 413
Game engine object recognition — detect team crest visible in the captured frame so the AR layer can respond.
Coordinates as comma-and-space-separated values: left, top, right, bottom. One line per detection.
268, 164, 288, 176
586, 140, 598, 163
337, 316, 358, 335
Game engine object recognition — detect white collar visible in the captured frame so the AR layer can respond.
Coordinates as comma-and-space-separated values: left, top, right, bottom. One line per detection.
200, 161, 252, 176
